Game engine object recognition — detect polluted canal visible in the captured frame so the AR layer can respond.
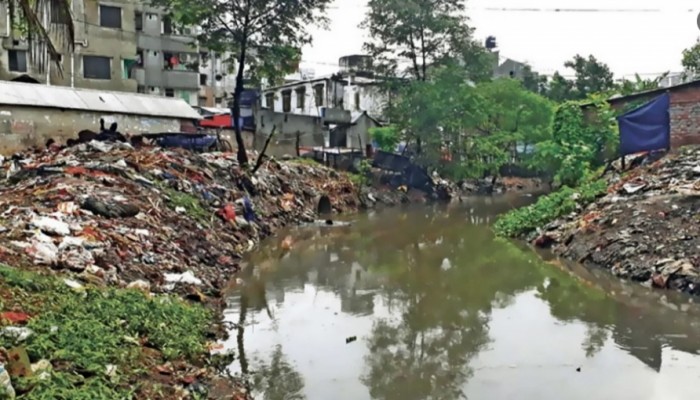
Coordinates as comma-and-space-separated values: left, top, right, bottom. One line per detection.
221, 196, 700, 400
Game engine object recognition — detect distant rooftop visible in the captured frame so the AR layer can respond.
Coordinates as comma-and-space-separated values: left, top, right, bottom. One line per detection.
0, 81, 201, 120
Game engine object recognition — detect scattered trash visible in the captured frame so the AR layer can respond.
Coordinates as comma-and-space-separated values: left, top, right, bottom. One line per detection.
164, 271, 203, 286
31, 360, 51, 380
0, 313, 30, 325
127, 280, 151, 291
440, 258, 452, 271
0, 363, 15, 399
30, 216, 70, 236
533, 147, 700, 297
0, 328, 33, 342
6, 347, 31, 378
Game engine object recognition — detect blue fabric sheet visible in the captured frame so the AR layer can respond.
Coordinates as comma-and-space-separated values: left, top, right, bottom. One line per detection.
617, 93, 670, 156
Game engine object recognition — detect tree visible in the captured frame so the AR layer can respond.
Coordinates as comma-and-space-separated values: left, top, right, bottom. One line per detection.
3, 0, 74, 72
617, 72, 668, 96
361, 0, 484, 82
369, 126, 400, 151
544, 72, 576, 102
521, 65, 548, 96
564, 54, 615, 99
530, 97, 617, 187
681, 39, 700, 76
159, 0, 332, 166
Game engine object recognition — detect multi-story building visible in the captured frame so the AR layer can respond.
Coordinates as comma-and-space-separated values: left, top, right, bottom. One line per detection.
0, 0, 138, 92
132, 5, 200, 105
0, 0, 233, 107
262, 55, 387, 121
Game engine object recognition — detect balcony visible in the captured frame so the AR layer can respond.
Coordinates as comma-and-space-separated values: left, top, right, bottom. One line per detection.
137, 34, 197, 54
134, 68, 199, 90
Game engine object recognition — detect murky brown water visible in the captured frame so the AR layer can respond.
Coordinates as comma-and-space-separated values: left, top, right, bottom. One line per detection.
222, 195, 700, 400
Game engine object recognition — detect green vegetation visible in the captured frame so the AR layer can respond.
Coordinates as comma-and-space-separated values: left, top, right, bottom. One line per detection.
493, 179, 608, 237
529, 97, 618, 187
0, 265, 212, 399
162, 187, 211, 226
369, 127, 400, 152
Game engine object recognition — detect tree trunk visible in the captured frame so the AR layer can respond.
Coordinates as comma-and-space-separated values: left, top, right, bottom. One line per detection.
232, 36, 249, 166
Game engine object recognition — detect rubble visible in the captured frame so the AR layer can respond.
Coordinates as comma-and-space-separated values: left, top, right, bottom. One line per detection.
531, 146, 700, 296
0, 142, 419, 294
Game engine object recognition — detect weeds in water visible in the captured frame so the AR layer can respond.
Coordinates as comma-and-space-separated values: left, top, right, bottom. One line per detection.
494, 180, 607, 237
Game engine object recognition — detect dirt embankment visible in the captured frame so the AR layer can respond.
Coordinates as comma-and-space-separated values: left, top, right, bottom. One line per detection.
533, 146, 700, 296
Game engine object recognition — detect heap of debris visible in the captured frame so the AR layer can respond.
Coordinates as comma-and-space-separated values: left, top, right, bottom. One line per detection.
533, 146, 700, 295
0, 142, 409, 295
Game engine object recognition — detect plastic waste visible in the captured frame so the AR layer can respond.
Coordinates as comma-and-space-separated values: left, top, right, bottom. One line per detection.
30, 216, 70, 236
1, 327, 33, 342
164, 271, 202, 285
0, 363, 15, 399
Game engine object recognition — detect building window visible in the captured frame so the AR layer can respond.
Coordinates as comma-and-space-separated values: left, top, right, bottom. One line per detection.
50, 6, 65, 24
162, 15, 172, 34
354, 91, 360, 110
8, 50, 27, 72
83, 56, 111, 79
135, 11, 143, 31
282, 90, 291, 112
265, 93, 274, 109
295, 87, 305, 109
165, 88, 175, 97
179, 90, 191, 103
199, 73, 208, 85
99, 5, 122, 29
313, 84, 324, 107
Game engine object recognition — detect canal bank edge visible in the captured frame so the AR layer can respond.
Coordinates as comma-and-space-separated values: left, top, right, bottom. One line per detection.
0, 143, 473, 398
496, 146, 700, 298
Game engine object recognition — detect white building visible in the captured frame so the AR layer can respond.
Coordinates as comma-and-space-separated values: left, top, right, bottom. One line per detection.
261, 55, 387, 122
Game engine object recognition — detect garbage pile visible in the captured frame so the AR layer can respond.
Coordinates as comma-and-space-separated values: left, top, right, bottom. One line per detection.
533, 146, 700, 295
0, 141, 395, 294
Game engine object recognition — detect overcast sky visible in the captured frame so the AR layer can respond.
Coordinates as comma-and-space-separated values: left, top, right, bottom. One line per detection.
299, 0, 700, 79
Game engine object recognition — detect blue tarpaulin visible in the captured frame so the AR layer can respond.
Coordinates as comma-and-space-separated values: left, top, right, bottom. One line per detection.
617, 93, 670, 156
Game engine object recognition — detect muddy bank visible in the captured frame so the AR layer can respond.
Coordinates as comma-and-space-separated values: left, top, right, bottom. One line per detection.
528, 146, 700, 296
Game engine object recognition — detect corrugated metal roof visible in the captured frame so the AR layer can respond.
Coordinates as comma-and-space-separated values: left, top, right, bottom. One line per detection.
0, 81, 201, 120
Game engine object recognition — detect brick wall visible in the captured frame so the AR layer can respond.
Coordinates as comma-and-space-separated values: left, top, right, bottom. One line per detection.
669, 86, 700, 147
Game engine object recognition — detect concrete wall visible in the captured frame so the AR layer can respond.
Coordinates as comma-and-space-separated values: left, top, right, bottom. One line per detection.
343, 84, 386, 120
347, 114, 381, 149
330, 114, 381, 149
0, 105, 185, 154
255, 109, 326, 157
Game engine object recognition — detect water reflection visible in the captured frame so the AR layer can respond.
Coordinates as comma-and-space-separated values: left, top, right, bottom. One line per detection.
223, 198, 700, 400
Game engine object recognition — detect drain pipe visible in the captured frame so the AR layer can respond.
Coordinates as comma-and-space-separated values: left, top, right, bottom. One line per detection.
70, 52, 74, 87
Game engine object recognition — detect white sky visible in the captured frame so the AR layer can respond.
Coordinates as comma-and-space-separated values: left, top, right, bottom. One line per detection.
300, 0, 700, 79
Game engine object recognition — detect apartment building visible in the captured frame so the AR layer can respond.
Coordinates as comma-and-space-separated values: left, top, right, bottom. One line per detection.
0, 0, 233, 107
0, 0, 138, 92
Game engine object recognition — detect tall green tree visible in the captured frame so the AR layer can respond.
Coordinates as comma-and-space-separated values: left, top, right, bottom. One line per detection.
361, 0, 486, 82
544, 72, 576, 102
3, 0, 74, 72
158, 0, 332, 166
681, 38, 700, 76
564, 54, 615, 99
521, 64, 548, 96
